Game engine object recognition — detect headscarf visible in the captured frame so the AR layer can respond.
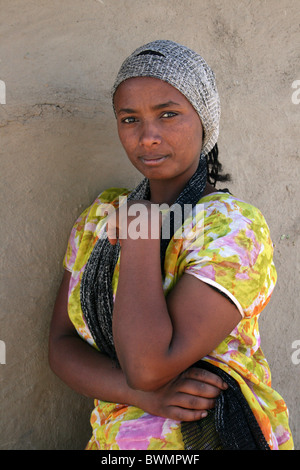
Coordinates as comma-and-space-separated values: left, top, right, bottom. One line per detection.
111, 39, 220, 157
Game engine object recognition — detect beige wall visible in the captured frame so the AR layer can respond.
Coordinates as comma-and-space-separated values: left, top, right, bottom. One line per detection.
0, 0, 299, 449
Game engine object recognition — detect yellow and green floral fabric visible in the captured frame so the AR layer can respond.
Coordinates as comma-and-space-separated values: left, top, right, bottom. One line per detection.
63, 189, 293, 450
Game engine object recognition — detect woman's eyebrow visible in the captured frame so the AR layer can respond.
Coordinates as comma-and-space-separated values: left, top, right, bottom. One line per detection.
117, 101, 182, 115
152, 100, 182, 110
117, 107, 136, 115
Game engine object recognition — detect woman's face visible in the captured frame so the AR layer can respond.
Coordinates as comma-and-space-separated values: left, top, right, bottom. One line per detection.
113, 77, 203, 185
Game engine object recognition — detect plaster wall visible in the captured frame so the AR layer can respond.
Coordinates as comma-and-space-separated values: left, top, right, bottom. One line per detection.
0, 0, 299, 449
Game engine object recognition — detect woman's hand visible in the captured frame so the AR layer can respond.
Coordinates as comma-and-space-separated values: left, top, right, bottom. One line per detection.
134, 366, 227, 421
104, 199, 162, 245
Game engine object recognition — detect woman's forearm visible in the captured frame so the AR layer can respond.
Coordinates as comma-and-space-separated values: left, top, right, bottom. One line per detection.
49, 268, 227, 419
49, 332, 138, 405
49, 269, 141, 405
49, 331, 224, 422
112, 236, 176, 390
112, 231, 240, 392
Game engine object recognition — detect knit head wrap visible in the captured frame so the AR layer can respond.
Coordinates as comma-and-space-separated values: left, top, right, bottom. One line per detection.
111, 39, 220, 157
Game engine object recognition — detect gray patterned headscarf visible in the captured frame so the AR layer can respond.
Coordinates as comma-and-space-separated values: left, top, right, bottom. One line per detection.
111, 39, 220, 156
81, 40, 220, 359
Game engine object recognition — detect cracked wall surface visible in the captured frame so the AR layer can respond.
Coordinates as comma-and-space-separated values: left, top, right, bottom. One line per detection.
0, 0, 299, 450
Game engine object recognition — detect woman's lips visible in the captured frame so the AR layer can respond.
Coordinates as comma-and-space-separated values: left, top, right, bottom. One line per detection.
139, 155, 169, 166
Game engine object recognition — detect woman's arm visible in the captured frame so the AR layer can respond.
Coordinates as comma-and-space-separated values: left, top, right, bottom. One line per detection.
112, 203, 241, 391
48, 270, 134, 404
49, 270, 228, 420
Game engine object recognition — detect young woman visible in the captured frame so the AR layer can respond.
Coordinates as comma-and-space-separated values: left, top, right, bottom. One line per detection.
49, 40, 293, 450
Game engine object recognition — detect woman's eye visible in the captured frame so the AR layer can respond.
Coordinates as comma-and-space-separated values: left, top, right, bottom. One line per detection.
161, 111, 177, 118
122, 117, 137, 124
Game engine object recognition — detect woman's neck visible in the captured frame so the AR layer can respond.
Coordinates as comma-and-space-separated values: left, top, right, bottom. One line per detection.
149, 180, 216, 206
149, 179, 185, 205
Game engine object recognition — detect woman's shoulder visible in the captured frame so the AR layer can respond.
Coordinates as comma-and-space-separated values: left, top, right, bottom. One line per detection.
196, 191, 274, 248
84, 187, 131, 219
199, 191, 268, 226
199, 190, 255, 209
95, 187, 131, 207
69, 187, 131, 238
63, 187, 132, 271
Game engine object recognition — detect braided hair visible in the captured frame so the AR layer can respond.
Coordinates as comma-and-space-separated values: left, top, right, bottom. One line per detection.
206, 144, 231, 187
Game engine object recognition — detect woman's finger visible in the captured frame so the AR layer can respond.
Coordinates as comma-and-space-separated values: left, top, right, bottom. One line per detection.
166, 405, 209, 422
170, 392, 216, 411
106, 223, 118, 245
177, 378, 222, 399
183, 367, 228, 390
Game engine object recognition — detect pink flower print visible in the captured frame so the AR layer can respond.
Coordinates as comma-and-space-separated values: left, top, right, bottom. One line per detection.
115, 415, 172, 450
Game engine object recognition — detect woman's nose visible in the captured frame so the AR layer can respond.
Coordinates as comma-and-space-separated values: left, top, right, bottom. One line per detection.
139, 121, 162, 147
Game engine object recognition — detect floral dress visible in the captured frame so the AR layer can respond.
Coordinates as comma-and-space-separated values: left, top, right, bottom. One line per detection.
63, 188, 293, 450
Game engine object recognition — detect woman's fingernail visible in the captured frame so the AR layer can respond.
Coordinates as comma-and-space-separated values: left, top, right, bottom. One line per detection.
201, 411, 208, 418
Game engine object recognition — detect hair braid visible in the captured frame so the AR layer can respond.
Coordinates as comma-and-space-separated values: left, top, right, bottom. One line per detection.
206, 144, 231, 187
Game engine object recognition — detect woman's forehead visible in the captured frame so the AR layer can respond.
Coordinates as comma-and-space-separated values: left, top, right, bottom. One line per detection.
114, 77, 192, 109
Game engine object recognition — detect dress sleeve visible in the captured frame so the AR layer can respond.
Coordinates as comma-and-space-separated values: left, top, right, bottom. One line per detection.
63, 206, 91, 272
183, 197, 277, 319
62, 187, 130, 273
